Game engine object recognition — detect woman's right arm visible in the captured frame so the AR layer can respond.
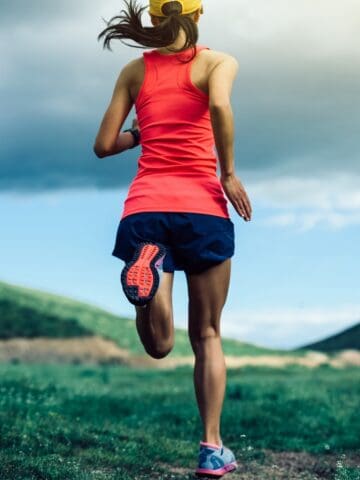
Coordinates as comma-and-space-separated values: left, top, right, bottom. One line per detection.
208, 54, 252, 222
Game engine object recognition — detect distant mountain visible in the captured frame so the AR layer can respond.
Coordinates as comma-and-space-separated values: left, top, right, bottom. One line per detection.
0, 279, 292, 357
297, 322, 360, 352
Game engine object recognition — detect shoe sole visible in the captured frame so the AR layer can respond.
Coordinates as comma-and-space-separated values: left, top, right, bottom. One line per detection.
121, 242, 166, 307
195, 461, 238, 478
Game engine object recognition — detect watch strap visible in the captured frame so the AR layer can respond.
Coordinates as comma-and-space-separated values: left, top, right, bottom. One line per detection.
123, 128, 140, 149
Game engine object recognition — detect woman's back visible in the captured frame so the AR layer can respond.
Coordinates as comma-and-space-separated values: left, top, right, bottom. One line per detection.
135, 45, 215, 171
94, 0, 251, 223
121, 44, 231, 220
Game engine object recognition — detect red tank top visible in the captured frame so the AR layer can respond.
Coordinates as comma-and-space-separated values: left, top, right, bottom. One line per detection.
121, 44, 230, 220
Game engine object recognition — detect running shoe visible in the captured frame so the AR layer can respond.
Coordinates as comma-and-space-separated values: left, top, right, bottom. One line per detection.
195, 441, 238, 478
120, 242, 166, 307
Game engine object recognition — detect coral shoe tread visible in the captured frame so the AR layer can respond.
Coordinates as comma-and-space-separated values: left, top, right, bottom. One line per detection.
121, 242, 166, 306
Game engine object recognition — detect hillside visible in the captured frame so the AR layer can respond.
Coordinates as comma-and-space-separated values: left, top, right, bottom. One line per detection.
297, 322, 360, 352
0, 279, 292, 358
0, 297, 92, 339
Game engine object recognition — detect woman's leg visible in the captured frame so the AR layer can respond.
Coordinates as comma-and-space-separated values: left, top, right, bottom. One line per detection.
186, 258, 231, 446
135, 272, 175, 359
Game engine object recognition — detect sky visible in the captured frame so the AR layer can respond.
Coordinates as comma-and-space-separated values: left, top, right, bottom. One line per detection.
0, 0, 359, 349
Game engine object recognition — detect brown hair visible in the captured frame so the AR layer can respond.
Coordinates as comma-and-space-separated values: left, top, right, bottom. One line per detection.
97, 0, 199, 62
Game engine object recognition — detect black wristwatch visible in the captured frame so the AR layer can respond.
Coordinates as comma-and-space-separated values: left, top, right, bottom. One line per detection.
123, 128, 141, 149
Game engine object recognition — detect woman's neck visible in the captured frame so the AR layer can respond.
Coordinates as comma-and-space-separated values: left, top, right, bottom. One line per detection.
156, 28, 190, 54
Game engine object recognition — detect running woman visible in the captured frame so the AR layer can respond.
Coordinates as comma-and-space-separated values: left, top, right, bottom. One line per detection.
94, 0, 252, 476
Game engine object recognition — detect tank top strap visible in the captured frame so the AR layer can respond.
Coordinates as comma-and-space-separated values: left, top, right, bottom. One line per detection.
178, 45, 210, 95
142, 49, 159, 84
135, 50, 162, 107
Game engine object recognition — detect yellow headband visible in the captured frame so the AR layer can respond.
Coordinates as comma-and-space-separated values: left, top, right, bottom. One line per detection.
149, 0, 202, 17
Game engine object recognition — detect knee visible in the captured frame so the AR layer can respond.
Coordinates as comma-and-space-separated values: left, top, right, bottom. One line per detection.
190, 327, 221, 356
145, 339, 174, 359
190, 325, 221, 345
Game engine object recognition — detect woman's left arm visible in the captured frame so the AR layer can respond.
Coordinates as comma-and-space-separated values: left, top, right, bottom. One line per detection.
93, 63, 138, 158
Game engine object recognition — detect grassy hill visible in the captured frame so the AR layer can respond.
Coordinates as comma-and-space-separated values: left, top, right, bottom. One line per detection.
297, 322, 360, 353
0, 279, 300, 357
0, 297, 93, 339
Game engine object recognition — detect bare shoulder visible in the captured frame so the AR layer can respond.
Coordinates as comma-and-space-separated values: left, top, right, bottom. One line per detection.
118, 57, 144, 79
200, 49, 239, 72
114, 56, 145, 102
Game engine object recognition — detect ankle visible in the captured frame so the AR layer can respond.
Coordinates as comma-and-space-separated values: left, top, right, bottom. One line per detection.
201, 437, 222, 449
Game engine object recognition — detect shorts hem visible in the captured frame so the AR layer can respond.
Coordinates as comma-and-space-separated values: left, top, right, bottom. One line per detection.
183, 256, 234, 275
112, 250, 126, 262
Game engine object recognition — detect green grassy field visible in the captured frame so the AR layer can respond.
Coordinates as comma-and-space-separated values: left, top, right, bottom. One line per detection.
1, 280, 359, 478
0, 363, 359, 479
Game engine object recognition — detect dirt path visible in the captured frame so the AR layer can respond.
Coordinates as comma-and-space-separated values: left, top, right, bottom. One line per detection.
0, 336, 359, 368
158, 449, 360, 479
0, 336, 130, 364
131, 349, 360, 369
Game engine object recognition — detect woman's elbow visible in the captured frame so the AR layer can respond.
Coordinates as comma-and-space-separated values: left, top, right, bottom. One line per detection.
209, 101, 232, 112
93, 143, 109, 158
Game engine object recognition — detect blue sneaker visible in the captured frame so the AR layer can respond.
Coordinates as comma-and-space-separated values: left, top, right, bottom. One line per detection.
195, 441, 238, 478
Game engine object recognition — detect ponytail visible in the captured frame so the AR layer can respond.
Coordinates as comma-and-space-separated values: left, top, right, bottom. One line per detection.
97, 0, 199, 62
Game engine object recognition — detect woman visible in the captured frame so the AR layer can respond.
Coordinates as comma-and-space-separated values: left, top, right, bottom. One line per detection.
94, 0, 252, 476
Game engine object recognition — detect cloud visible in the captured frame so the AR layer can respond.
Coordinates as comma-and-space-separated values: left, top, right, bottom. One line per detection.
221, 304, 360, 349
243, 172, 360, 230
0, 0, 359, 191
264, 211, 360, 231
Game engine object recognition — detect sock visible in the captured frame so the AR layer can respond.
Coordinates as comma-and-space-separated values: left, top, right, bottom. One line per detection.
200, 440, 223, 450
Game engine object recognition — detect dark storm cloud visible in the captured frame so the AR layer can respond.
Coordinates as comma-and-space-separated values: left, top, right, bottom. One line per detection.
0, 0, 96, 24
0, 0, 359, 191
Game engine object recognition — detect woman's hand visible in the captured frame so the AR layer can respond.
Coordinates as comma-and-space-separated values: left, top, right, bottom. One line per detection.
220, 173, 252, 221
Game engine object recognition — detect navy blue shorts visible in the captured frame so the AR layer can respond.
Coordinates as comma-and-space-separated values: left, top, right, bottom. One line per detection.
111, 212, 235, 274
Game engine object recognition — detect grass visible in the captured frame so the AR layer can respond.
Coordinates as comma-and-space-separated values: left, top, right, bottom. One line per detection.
335, 456, 360, 480
0, 298, 93, 339
0, 363, 359, 479
0, 278, 359, 478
